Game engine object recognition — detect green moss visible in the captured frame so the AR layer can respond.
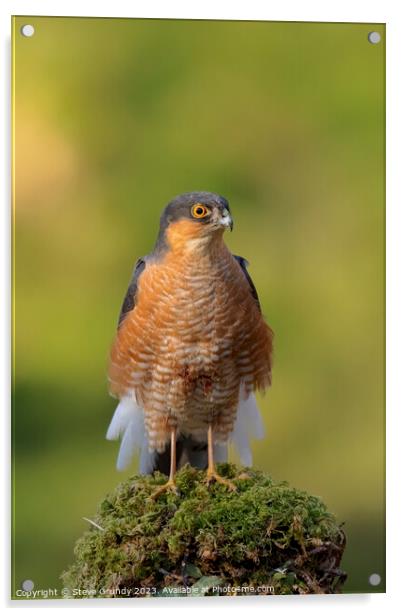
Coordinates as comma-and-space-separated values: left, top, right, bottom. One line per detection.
61, 464, 346, 597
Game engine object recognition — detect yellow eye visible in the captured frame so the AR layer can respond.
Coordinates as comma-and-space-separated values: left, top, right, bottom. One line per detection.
191, 204, 209, 218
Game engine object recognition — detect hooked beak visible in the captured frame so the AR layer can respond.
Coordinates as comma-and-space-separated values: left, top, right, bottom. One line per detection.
220, 208, 233, 232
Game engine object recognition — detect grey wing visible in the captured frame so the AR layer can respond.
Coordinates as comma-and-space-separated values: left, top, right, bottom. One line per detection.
233, 255, 261, 312
117, 257, 147, 328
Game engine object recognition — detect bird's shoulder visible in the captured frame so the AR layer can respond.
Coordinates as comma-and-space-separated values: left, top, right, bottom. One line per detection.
117, 256, 147, 328
232, 254, 261, 312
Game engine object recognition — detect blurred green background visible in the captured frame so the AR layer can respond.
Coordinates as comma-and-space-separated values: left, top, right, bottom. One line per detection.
12, 17, 385, 597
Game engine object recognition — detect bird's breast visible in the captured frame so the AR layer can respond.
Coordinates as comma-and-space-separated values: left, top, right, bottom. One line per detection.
109, 243, 270, 414
150, 251, 245, 367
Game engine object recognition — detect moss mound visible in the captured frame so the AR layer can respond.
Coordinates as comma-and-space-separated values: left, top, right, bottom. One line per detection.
62, 464, 346, 597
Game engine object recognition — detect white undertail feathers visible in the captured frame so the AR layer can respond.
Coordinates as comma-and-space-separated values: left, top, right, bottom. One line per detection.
106, 384, 265, 472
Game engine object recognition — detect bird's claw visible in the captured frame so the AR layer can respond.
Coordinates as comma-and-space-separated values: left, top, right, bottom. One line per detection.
205, 471, 237, 492
150, 479, 179, 499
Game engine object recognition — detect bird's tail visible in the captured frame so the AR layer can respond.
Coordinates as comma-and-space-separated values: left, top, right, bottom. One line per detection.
106, 396, 228, 473
106, 385, 264, 473
106, 395, 156, 473
231, 387, 265, 467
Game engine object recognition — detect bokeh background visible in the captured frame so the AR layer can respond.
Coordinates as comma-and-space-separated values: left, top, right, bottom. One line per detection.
12, 17, 385, 597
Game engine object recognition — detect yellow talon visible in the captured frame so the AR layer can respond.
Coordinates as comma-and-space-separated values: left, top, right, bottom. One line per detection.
205, 470, 236, 491
150, 479, 179, 499
150, 427, 179, 499
205, 424, 237, 491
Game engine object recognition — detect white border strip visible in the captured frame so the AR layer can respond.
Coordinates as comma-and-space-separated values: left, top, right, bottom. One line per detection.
1, 1, 400, 613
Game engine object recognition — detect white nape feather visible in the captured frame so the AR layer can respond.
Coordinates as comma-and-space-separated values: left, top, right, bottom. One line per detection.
106, 395, 155, 473
231, 384, 265, 467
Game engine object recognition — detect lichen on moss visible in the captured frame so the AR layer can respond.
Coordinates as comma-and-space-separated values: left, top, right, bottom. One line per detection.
61, 463, 346, 597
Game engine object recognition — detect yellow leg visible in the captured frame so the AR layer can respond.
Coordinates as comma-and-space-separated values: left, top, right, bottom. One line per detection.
151, 427, 179, 499
205, 424, 236, 491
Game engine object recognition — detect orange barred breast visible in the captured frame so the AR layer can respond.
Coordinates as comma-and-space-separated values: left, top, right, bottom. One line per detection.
108, 232, 272, 452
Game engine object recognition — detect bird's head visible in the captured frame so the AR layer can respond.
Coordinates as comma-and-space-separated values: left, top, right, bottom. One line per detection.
154, 191, 233, 255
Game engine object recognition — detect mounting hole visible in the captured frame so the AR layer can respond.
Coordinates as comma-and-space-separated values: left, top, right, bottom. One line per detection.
22, 579, 34, 591
369, 573, 381, 586
21, 24, 35, 38
368, 31, 381, 44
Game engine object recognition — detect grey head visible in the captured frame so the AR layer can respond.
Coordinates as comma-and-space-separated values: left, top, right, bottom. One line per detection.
153, 191, 233, 255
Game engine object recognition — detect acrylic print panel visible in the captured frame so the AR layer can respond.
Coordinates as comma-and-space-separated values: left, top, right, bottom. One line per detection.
12, 16, 385, 599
